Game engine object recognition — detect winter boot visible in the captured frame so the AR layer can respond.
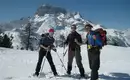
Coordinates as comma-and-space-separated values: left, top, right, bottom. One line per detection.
79, 68, 85, 77
54, 72, 58, 76
33, 72, 39, 77
67, 66, 72, 75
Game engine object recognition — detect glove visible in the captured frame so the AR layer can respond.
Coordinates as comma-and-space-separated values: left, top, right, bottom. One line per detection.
74, 39, 78, 43
46, 46, 51, 51
52, 46, 57, 52
52, 48, 57, 52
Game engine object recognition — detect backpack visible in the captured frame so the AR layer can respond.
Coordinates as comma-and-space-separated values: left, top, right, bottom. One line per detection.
94, 28, 107, 46
39, 33, 50, 45
87, 28, 107, 47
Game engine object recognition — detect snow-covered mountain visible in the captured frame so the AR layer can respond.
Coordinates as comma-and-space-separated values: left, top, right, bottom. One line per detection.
0, 4, 130, 49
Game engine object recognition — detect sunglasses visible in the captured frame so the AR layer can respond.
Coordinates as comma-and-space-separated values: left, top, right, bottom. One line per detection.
71, 27, 76, 29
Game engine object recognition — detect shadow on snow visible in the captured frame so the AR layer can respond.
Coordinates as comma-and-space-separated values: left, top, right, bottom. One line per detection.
100, 72, 130, 80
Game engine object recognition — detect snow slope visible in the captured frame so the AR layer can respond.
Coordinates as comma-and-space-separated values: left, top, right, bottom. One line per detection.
0, 45, 130, 80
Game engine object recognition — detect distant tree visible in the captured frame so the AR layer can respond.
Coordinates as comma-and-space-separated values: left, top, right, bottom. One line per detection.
0, 35, 3, 46
21, 22, 37, 50
1, 34, 12, 48
0, 29, 2, 34
0, 28, 3, 46
21, 22, 31, 50
26, 23, 31, 50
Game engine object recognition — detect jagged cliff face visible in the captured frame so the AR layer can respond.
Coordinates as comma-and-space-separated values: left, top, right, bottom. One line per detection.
35, 4, 67, 16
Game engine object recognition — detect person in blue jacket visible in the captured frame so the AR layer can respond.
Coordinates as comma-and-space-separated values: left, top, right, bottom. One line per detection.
85, 24, 103, 80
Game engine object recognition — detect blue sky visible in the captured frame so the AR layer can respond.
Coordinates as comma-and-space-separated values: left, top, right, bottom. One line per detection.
0, 0, 130, 29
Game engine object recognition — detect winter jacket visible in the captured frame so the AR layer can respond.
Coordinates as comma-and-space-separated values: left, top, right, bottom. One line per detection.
39, 34, 55, 49
86, 31, 103, 49
65, 31, 82, 51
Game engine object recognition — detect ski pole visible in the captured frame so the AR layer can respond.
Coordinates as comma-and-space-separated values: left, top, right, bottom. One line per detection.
62, 44, 65, 71
55, 52, 67, 71
63, 43, 65, 57
63, 49, 68, 57
74, 48, 77, 74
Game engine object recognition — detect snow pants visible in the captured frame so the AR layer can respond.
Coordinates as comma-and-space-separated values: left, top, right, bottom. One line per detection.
35, 48, 57, 75
67, 47, 85, 76
88, 47, 100, 80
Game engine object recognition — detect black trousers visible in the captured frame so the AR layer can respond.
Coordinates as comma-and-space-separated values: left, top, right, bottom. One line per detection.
35, 48, 57, 75
88, 48, 100, 80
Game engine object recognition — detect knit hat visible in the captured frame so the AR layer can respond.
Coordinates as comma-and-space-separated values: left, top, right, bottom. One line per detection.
49, 28, 54, 32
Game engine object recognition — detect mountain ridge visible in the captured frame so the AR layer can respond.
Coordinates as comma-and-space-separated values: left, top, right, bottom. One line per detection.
0, 4, 130, 49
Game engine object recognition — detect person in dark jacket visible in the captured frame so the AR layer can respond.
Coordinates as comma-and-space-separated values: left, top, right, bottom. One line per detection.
85, 24, 102, 80
64, 25, 85, 77
33, 28, 58, 77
